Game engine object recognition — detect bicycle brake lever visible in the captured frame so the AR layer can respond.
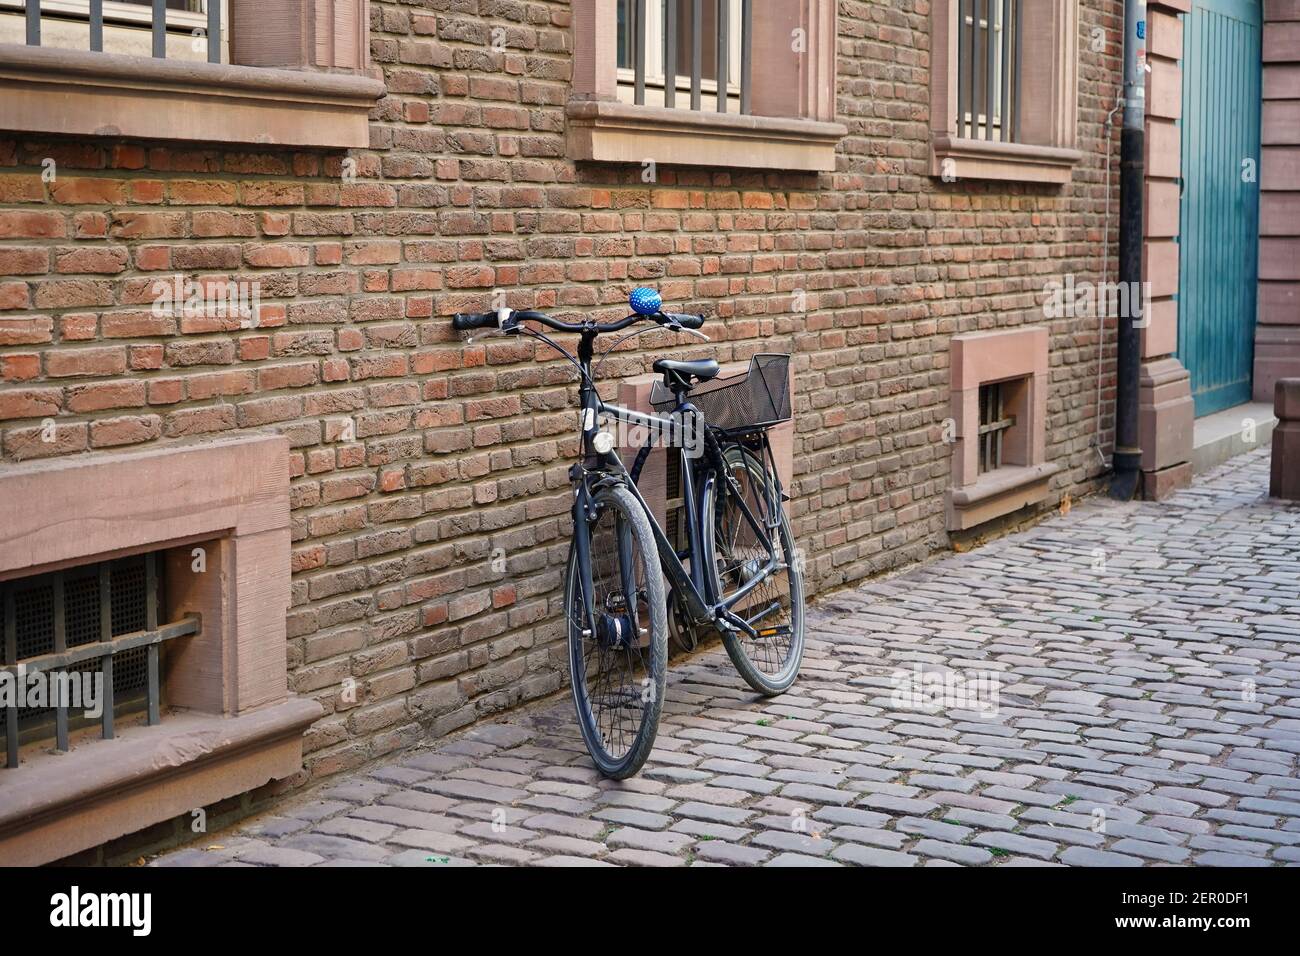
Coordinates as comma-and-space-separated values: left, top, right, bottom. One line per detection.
465, 326, 509, 344
466, 313, 522, 344
665, 324, 710, 343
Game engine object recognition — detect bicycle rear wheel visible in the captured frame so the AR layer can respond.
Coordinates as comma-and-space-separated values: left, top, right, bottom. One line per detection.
566, 484, 668, 779
704, 443, 805, 695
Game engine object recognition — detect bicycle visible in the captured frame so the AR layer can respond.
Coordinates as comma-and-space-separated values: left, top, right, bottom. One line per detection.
452, 289, 805, 779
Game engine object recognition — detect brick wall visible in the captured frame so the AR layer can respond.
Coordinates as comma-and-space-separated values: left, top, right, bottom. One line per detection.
0, 0, 1124, 781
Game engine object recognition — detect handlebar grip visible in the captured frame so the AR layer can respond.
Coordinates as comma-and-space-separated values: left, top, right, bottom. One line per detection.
663, 312, 705, 331
452, 312, 500, 332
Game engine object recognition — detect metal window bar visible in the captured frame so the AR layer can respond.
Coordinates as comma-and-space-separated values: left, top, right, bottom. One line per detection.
634, 0, 647, 105
664, 0, 677, 108
98, 562, 114, 739
717, 0, 729, 114
958, 0, 973, 138
207, 0, 219, 62
3, 593, 16, 769
52, 572, 68, 752
971, 0, 985, 139
16, 0, 221, 62
151, 0, 164, 56
1, 554, 199, 771
977, 383, 1017, 474
983, 0, 996, 141
739, 0, 751, 115
1000, 0, 1012, 143
690, 0, 703, 111
1012, 0, 1022, 142
90, 0, 102, 50
664, 447, 685, 555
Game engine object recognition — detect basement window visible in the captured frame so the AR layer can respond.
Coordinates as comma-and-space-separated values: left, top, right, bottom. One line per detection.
0, 551, 200, 769
977, 381, 1018, 474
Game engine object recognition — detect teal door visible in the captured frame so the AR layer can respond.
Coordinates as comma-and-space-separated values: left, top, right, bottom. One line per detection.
1177, 0, 1262, 417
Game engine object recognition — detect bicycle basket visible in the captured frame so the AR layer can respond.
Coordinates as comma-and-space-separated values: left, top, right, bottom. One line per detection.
649, 354, 792, 434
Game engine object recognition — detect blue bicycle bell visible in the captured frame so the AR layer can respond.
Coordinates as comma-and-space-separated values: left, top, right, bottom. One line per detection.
629, 287, 662, 317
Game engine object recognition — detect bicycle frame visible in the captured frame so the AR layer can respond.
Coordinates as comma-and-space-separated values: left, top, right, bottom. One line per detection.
564, 328, 784, 643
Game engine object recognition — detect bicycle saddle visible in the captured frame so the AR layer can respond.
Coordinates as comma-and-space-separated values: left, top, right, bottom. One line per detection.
653, 359, 721, 391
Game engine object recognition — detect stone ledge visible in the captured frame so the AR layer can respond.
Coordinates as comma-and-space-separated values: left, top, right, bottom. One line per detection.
566, 100, 846, 172
947, 462, 1060, 531
0, 698, 322, 866
931, 136, 1084, 185
0, 43, 384, 149
1192, 401, 1278, 476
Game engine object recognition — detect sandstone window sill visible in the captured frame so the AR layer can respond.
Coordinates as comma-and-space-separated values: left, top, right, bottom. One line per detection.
947, 462, 1061, 531
931, 136, 1084, 185
566, 99, 846, 173
0, 697, 322, 866
0, 43, 384, 149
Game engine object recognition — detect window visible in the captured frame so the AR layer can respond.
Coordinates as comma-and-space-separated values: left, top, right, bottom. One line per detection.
0, 435, 319, 867
616, 0, 745, 112
956, 0, 1020, 143
0, 0, 224, 62
0, 0, 379, 149
977, 381, 1017, 473
931, 0, 1081, 184
948, 328, 1058, 531
569, 0, 844, 172
1, 551, 199, 769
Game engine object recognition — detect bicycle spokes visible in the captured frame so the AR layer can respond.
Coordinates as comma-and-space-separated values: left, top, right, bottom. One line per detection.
570, 498, 656, 764
714, 455, 799, 679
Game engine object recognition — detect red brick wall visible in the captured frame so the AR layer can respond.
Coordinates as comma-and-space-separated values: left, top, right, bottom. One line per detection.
0, 0, 1124, 779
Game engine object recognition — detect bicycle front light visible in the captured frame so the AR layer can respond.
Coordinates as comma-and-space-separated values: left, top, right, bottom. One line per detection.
592, 431, 615, 455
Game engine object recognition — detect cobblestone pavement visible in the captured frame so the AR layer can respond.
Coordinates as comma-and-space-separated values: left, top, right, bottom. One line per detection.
155, 449, 1300, 867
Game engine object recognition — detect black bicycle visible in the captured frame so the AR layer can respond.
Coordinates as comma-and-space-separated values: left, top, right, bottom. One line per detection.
453, 289, 805, 778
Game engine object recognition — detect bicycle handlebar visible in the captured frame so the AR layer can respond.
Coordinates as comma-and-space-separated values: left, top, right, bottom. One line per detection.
451, 311, 504, 332
451, 308, 705, 336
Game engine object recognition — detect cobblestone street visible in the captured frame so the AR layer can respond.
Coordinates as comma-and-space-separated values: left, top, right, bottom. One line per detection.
154, 449, 1300, 867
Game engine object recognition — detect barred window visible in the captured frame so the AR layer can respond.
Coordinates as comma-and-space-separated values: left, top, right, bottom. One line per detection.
1, 551, 199, 769
977, 381, 1018, 474
616, 0, 747, 113
956, 0, 1021, 143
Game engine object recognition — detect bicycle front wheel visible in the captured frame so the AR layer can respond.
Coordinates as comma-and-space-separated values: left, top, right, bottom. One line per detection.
704, 443, 805, 696
565, 484, 668, 779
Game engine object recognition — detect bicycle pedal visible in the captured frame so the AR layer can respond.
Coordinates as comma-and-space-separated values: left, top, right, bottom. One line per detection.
755, 625, 792, 640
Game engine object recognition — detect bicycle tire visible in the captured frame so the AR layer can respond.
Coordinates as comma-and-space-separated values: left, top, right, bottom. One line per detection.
703, 444, 806, 696
565, 484, 668, 779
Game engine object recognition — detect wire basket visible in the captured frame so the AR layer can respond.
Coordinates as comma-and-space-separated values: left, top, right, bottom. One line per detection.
650, 354, 792, 434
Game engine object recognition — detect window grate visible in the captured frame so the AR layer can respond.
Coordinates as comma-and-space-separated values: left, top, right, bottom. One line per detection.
1, 551, 199, 769
978, 382, 1017, 474
957, 0, 1021, 143
618, 0, 751, 115
5, 0, 223, 63
665, 448, 683, 550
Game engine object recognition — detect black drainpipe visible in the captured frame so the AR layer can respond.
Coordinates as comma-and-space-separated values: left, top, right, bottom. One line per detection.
1110, 0, 1147, 501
